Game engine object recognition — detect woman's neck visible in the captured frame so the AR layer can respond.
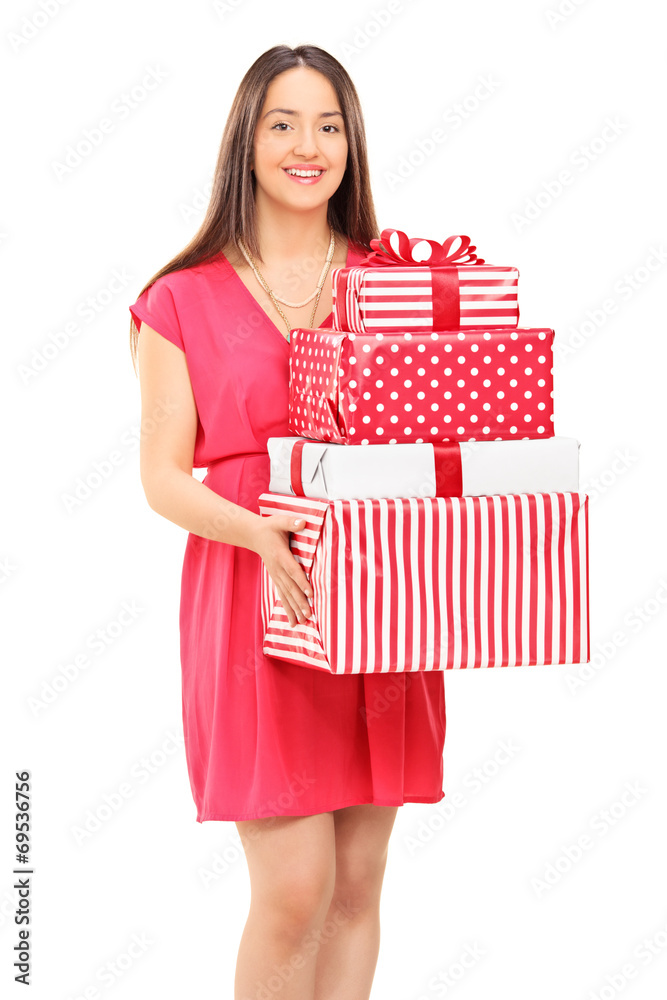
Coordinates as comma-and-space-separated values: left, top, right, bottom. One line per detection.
253, 199, 334, 265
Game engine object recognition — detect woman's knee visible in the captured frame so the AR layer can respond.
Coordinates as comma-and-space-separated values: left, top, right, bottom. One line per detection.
329, 806, 397, 913
330, 850, 388, 914
255, 862, 336, 942
238, 814, 336, 938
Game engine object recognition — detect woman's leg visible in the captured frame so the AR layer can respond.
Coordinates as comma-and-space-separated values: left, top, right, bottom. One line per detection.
234, 812, 337, 1000
313, 804, 399, 1000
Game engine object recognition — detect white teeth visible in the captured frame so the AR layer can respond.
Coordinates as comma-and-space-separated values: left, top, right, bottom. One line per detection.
286, 168, 323, 177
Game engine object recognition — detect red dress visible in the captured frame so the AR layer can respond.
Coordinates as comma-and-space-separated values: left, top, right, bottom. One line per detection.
129, 242, 446, 821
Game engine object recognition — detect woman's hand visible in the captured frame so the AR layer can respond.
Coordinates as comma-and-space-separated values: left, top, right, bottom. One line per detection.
251, 515, 314, 627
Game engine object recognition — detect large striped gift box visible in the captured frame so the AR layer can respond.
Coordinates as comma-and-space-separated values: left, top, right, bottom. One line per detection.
288, 326, 554, 445
332, 263, 519, 334
258, 491, 589, 674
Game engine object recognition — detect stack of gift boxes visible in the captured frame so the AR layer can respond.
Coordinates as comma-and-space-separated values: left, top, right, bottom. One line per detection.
258, 230, 590, 675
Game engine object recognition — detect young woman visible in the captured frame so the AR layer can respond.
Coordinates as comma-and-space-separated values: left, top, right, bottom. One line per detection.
129, 44, 446, 1000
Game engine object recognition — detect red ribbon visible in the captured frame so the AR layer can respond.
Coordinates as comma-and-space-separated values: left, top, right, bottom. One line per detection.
360, 229, 485, 268
432, 442, 463, 497
290, 440, 307, 496
335, 264, 462, 329
290, 439, 463, 497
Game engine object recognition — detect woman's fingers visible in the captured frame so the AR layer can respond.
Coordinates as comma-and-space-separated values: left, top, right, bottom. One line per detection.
274, 580, 308, 627
258, 514, 315, 627
275, 584, 301, 628
274, 564, 313, 626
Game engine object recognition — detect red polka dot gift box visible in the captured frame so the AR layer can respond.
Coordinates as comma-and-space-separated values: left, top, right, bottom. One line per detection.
288, 325, 554, 445
331, 229, 519, 333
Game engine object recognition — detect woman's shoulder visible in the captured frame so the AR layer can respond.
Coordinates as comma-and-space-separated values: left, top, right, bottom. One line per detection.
140, 253, 238, 315
155, 252, 234, 290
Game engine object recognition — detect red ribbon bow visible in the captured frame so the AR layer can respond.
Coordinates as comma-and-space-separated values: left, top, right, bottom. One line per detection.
361, 228, 485, 267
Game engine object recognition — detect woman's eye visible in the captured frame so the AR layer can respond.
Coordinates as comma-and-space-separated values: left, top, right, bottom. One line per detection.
270, 122, 341, 133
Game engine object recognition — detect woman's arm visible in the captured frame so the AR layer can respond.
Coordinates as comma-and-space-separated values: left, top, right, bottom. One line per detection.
136, 322, 313, 626
137, 320, 260, 548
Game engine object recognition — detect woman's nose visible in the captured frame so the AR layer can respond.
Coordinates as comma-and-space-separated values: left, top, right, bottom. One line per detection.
291, 129, 319, 158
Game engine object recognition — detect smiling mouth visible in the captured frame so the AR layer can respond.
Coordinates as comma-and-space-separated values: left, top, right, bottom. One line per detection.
284, 167, 324, 177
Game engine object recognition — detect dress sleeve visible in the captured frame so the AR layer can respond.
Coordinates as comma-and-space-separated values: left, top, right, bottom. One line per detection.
129, 276, 185, 352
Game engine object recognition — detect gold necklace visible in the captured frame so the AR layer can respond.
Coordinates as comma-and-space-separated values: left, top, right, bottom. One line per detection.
272, 230, 336, 308
237, 226, 336, 341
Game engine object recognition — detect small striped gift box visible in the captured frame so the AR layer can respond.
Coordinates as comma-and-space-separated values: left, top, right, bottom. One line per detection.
258, 491, 589, 675
332, 263, 519, 334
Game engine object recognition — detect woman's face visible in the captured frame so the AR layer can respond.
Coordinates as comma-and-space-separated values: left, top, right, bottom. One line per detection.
252, 66, 349, 218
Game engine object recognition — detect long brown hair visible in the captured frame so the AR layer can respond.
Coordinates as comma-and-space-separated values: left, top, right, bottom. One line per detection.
129, 44, 379, 372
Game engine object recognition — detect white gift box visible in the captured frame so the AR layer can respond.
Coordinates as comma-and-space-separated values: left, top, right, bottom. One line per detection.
267, 435, 580, 500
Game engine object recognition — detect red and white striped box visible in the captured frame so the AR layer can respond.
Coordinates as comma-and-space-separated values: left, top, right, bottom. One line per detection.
332, 263, 519, 334
258, 491, 589, 674
288, 326, 554, 445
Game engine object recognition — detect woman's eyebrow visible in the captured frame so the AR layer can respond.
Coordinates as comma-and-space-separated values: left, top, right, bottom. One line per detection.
262, 108, 344, 119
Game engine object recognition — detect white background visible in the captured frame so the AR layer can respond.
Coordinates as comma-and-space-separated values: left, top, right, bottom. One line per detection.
3, 0, 666, 997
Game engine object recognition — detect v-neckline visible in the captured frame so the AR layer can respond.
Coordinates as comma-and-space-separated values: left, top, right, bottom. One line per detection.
221, 240, 356, 347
